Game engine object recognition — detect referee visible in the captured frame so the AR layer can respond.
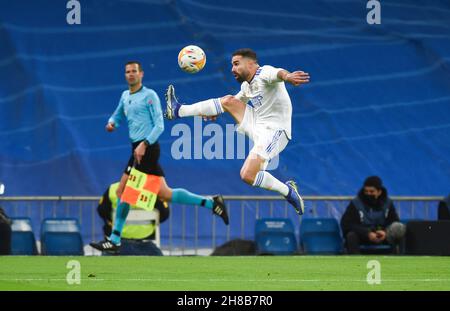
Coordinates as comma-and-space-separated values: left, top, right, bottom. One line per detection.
90, 62, 228, 253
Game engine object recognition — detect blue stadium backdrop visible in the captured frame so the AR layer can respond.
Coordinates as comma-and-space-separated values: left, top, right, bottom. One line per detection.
1, 0, 449, 247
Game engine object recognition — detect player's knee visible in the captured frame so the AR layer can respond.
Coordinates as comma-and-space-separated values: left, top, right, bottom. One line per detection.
220, 95, 236, 110
159, 193, 170, 202
158, 187, 172, 202
240, 168, 256, 185
116, 188, 123, 199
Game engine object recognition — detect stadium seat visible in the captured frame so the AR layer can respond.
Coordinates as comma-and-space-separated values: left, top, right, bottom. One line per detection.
40, 218, 84, 255
11, 218, 38, 255
359, 244, 392, 254
300, 218, 343, 254
255, 218, 297, 255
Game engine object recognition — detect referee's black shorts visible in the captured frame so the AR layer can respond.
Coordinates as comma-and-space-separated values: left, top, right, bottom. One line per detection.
124, 140, 165, 177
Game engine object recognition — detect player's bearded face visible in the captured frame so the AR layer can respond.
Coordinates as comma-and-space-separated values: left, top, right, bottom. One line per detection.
231, 56, 250, 83
125, 64, 143, 86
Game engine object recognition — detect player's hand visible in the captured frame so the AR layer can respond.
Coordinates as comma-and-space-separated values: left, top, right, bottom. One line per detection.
368, 231, 381, 243
106, 122, 115, 132
286, 71, 310, 86
375, 230, 386, 241
134, 142, 146, 165
202, 115, 217, 122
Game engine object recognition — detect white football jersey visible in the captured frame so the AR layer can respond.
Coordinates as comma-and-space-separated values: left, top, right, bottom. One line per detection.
234, 65, 292, 139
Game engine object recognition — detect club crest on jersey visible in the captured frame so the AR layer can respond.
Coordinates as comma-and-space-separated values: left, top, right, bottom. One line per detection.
148, 99, 153, 105
249, 95, 263, 109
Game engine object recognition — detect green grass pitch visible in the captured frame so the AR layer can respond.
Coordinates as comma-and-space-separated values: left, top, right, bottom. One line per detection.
0, 256, 449, 291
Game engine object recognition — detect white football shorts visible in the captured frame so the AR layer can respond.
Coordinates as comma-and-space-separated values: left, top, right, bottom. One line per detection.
236, 105, 290, 163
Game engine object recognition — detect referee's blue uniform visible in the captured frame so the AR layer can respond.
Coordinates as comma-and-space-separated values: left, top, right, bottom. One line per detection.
109, 86, 165, 176
109, 86, 164, 144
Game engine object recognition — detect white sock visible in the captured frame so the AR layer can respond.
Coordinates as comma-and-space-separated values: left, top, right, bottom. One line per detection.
253, 171, 289, 196
179, 98, 224, 117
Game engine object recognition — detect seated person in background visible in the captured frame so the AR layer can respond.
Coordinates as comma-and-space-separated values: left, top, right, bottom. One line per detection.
438, 194, 450, 220
341, 176, 405, 254
97, 182, 169, 242
0, 183, 11, 255
0, 208, 11, 255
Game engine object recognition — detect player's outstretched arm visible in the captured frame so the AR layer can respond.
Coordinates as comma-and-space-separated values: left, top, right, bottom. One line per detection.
278, 70, 310, 86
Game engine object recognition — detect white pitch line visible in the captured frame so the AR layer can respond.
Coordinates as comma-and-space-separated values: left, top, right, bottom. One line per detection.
1, 278, 450, 283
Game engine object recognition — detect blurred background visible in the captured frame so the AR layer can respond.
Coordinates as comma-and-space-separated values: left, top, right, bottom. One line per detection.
0, 0, 449, 254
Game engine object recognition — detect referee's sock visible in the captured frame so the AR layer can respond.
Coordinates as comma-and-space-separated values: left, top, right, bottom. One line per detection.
109, 199, 130, 245
171, 188, 213, 209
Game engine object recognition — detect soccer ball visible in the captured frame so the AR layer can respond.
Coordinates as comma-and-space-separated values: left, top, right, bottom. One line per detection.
178, 45, 206, 74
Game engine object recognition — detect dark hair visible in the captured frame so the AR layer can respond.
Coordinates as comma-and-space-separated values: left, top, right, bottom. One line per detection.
363, 176, 383, 190
232, 48, 258, 62
125, 61, 143, 72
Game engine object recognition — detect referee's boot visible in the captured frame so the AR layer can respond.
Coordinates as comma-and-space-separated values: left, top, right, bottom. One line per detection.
212, 195, 229, 225
90, 237, 120, 254
285, 180, 305, 215
164, 84, 181, 120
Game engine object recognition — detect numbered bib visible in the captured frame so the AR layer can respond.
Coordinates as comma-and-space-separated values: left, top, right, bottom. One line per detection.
121, 167, 161, 211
